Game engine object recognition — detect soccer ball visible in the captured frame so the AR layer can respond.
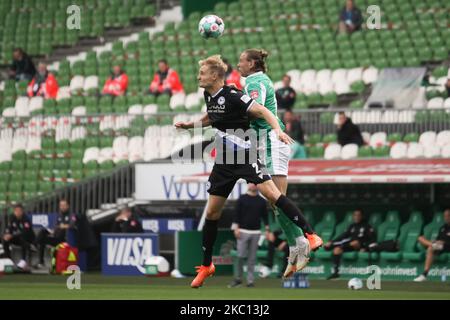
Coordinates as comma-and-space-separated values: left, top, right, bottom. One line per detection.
348, 277, 363, 290
198, 14, 225, 39
144, 256, 170, 276
258, 265, 271, 278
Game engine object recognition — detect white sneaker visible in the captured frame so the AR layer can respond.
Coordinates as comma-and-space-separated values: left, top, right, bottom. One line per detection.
17, 259, 28, 270
283, 246, 299, 278
295, 236, 310, 272
414, 274, 427, 282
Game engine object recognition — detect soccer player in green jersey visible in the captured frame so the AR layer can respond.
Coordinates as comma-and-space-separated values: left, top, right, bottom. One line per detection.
238, 49, 323, 277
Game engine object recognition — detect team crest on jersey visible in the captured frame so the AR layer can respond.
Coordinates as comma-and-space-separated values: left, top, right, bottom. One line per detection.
218, 96, 225, 105
250, 90, 259, 99
240, 94, 251, 103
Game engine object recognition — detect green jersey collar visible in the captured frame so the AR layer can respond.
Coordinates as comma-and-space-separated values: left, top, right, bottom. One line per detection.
246, 71, 264, 79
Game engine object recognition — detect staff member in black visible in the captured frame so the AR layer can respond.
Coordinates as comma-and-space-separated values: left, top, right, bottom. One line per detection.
175, 55, 316, 288
414, 209, 450, 282
111, 207, 143, 233
324, 209, 375, 280
35, 199, 77, 268
1, 204, 35, 270
228, 183, 269, 288
275, 75, 296, 111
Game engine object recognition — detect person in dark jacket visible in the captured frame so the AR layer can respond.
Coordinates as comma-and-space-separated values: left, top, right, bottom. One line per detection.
35, 199, 77, 268
111, 207, 143, 233
324, 209, 376, 279
276, 75, 296, 111
8, 48, 36, 81
336, 112, 364, 146
1, 204, 35, 270
228, 183, 269, 288
338, 0, 363, 34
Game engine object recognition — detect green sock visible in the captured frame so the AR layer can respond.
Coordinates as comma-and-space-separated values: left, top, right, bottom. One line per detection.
273, 208, 296, 246
279, 209, 304, 238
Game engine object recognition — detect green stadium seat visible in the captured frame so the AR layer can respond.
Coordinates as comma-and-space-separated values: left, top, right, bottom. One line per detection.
403, 133, 419, 143
377, 211, 400, 243
387, 133, 403, 144
322, 134, 337, 144
358, 146, 372, 158
382, 211, 423, 262
313, 211, 336, 260
372, 146, 390, 157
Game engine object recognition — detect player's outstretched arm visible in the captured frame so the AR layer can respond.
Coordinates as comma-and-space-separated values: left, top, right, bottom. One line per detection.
174, 113, 211, 129
247, 103, 294, 144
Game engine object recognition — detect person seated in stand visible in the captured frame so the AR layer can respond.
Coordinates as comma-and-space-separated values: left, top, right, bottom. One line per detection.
102, 64, 128, 96
148, 59, 184, 96
27, 62, 59, 99
9, 48, 36, 81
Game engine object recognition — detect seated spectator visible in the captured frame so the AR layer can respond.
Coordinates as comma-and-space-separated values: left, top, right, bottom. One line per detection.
283, 110, 306, 159
27, 62, 59, 99
149, 59, 183, 96
102, 64, 128, 96
283, 110, 305, 145
35, 199, 77, 268
9, 48, 36, 81
276, 75, 296, 111
414, 209, 450, 282
339, 0, 363, 34
1, 204, 35, 270
324, 209, 375, 280
336, 112, 364, 146
264, 229, 289, 278
111, 207, 143, 233
223, 58, 242, 90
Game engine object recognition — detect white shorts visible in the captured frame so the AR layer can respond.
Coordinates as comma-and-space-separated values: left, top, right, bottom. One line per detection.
258, 130, 291, 176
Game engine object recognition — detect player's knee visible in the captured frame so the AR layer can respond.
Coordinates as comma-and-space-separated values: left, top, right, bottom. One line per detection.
206, 209, 221, 220
333, 247, 342, 255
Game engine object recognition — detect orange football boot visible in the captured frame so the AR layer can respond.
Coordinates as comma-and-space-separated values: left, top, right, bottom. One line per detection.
191, 263, 215, 288
305, 233, 323, 251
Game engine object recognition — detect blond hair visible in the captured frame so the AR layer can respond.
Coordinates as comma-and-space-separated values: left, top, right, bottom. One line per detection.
243, 48, 269, 73
198, 55, 227, 79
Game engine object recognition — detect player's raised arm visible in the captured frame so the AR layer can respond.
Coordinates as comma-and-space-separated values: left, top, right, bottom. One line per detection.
247, 102, 294, 145
174, 113, 211, 129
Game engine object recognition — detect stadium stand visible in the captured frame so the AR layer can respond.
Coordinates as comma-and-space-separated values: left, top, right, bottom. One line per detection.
0, 0, 448, 210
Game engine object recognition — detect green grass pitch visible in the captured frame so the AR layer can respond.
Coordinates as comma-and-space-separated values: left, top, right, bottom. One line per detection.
0, 274, 449, 300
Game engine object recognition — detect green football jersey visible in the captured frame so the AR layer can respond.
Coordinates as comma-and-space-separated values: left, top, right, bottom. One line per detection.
244, 71, 285, 134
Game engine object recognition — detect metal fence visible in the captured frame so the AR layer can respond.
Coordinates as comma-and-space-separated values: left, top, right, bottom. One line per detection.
0, 107, 449, 138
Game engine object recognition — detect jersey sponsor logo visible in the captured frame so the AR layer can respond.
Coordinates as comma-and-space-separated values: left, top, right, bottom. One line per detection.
241, 94, 252, 103
250, 90, 259, 99
218, 96, 225, 105
107, 237, 153, 273
209, 104, 226, 112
